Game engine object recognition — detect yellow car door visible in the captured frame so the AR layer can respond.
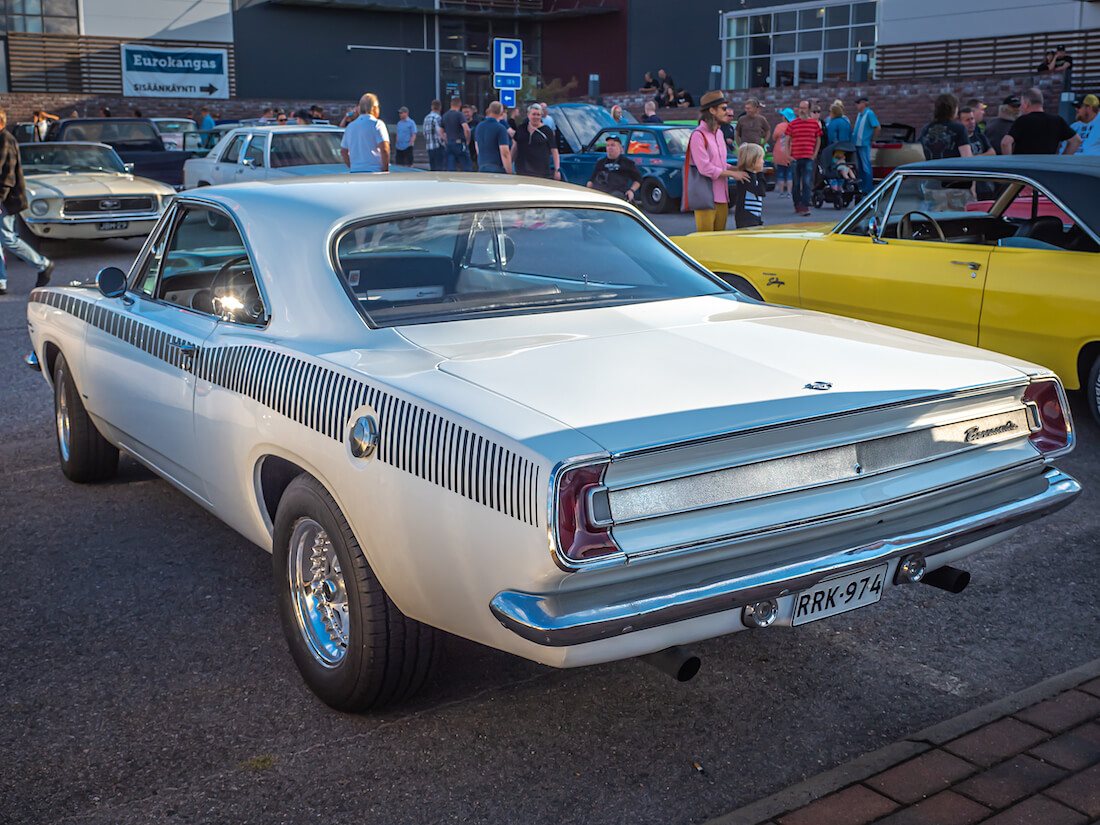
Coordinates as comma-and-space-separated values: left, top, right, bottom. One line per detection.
980, 245, 1098, 390
799, 175, 992, 346
799, 235, 989, 346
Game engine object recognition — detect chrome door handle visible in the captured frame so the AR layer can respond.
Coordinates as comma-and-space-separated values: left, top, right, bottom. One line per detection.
167, 340, 197, 369
950, 261, 981, 270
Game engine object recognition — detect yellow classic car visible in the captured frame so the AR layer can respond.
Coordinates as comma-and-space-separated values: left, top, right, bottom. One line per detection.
20, 142, 175, 241
673, 155, 1100, 425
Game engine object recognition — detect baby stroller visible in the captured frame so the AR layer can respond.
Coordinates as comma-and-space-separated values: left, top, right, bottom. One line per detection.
811, 141, 859, 209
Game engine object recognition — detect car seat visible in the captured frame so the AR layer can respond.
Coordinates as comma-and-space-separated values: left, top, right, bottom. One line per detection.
1014, 215, 1064, 247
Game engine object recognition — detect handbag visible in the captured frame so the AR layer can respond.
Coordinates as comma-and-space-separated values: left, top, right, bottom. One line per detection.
683, 136, 715, 212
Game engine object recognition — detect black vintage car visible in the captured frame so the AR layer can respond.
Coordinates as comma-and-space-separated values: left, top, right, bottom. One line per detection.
45, 118, 192, 188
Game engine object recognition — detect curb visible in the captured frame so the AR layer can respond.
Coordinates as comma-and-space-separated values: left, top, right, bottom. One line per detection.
706, 657, 1100, 825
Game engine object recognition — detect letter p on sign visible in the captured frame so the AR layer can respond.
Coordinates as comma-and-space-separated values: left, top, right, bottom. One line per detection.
493, 38, 522, 75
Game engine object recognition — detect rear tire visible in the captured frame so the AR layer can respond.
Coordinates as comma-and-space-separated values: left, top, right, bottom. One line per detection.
640, 178, 670, 213
273, 475, 440, 712
1087, 354, 1100, 427
53, 353, 119, 483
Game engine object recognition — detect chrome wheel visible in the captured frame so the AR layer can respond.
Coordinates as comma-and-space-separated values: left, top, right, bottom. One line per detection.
288, 518, 349, 667
55, 365, 71, 463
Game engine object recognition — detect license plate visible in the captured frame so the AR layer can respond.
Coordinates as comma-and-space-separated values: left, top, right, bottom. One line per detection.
792, 564, 887, 626
97, 221, 129, 230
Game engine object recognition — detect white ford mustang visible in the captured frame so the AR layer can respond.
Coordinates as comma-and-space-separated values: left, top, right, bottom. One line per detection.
25, 174, 1080, 711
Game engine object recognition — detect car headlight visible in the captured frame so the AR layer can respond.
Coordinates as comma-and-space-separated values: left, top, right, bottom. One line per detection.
30, 199, 49, 216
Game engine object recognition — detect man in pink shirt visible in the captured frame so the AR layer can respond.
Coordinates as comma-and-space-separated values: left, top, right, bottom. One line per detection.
684, 90, 750, 232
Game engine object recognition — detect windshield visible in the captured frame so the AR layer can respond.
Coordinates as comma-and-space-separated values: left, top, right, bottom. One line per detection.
60, 121, 162, 148
155, 120, 197, 133
20, 144, 126, 174
270, 132, 344, 168
662, 128, 693, 154
335, 207, 729, 327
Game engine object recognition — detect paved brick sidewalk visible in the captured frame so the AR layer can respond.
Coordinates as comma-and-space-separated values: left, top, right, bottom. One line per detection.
710, 659, 1100, 825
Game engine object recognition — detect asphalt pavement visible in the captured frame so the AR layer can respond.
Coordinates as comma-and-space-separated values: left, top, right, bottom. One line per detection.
0, 211, 1095, 825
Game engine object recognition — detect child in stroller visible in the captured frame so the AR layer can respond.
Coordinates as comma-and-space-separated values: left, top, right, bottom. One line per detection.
811, 142, 859, 209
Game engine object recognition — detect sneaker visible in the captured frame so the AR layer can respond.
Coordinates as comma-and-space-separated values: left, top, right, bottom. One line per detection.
35, 260, 53, 288
0, 280, 7, 295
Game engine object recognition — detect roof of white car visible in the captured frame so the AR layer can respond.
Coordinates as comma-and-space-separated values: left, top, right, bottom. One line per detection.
227, 124, 343, 133
179, 172, 629, 227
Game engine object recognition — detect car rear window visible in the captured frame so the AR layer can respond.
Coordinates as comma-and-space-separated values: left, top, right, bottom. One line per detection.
334, 206, 730, 327
270, 132, 344, 168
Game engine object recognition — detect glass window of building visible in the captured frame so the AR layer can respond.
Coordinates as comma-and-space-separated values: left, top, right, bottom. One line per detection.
721, 0, 877, 89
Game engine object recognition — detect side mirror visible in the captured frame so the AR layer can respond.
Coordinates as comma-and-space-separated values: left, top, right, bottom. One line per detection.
97, 266, 127, 298
868, 215, 887, 245
124, 162, 135, 174
241, 157, 256, 169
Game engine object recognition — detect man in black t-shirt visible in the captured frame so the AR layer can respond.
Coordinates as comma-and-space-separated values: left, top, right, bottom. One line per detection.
439, 96, 472, 171
586, 134, 642, 202
959, 107, 993, 155
511, 104, 560, 179
1002, 88, 1081, 155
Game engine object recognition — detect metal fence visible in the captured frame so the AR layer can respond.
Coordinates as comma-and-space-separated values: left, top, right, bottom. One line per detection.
8, 33, 237, 95
876, 29, 1099, 89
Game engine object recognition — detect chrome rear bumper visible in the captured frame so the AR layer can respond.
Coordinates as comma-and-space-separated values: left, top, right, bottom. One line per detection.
490, 467, 1080, 647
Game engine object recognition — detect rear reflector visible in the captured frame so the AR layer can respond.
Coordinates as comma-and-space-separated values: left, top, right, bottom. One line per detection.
1023, 378, 1073, 455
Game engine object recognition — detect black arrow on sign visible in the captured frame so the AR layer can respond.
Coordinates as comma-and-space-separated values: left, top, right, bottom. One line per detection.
200, 84, 218, 95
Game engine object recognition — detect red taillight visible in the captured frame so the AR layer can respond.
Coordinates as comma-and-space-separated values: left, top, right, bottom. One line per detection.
555, 463, 619, 562
1023, 378, 1073, 455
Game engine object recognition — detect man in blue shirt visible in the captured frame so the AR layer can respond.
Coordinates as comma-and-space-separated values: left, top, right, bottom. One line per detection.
852, 96, 880, 195
340, 92, 390, 173
474, 101, 512, 174
394, 107, 417, 167
1071, 94, 1099, 155
198, 106, 215, 131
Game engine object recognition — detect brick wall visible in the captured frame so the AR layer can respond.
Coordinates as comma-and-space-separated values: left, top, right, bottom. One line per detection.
584, 72, 1066, 129
0, 93, 360, 125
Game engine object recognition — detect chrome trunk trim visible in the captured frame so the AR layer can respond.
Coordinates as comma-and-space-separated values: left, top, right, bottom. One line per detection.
494, 467, 1080, 647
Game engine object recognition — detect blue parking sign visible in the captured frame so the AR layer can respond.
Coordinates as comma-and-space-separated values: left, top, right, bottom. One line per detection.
493, 38, 522, 75
500, 89, 516, 108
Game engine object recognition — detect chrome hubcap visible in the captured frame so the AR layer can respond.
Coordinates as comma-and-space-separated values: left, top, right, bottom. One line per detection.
56, 368, 71, 462
288, 518, 349, 667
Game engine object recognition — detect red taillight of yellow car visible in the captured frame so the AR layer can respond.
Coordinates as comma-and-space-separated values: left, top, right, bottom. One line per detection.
1023, 377, 1073, 455
555, 463, 620, 562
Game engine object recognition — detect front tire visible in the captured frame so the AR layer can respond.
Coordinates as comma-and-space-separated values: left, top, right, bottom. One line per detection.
1087, 354, 1100, 426
640, 178, 670, 213
273, 475, 439, 712
53, 353, 119, 482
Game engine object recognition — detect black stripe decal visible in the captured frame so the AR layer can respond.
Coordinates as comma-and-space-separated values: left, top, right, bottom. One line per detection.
32, 291, 542, 525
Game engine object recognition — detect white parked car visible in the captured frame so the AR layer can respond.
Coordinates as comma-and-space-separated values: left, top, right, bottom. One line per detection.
20, 142, 176, 241
151, 117, 198, 150
26, 174, 1080, 711
183, 125, 346, 188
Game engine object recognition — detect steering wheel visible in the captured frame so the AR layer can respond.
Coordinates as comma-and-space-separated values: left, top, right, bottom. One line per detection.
210, 255, 264, 323
897, 210, 946, 242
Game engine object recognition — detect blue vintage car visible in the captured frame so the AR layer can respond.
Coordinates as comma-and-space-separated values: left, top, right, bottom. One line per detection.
559, 125, 694, 213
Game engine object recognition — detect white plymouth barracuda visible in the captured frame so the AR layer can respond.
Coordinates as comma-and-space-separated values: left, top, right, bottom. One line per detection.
25, 174, 1080, 711
183, 125, 347, 189
20, 142, 176, 241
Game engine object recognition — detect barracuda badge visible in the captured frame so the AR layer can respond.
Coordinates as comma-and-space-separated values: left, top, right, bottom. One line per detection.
804, 381, 832, 391
965, 420, 1018, 443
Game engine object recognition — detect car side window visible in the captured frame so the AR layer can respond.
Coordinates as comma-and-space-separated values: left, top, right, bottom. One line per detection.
220, 134, 247, 164
134, 214, 175, 297
627, 132, 659, 155
842, 180, 896, 237
244, 135, 265, 167
155, 206, 268, 325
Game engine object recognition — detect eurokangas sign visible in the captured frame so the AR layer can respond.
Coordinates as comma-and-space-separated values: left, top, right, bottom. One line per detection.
120, 44, 229, 99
